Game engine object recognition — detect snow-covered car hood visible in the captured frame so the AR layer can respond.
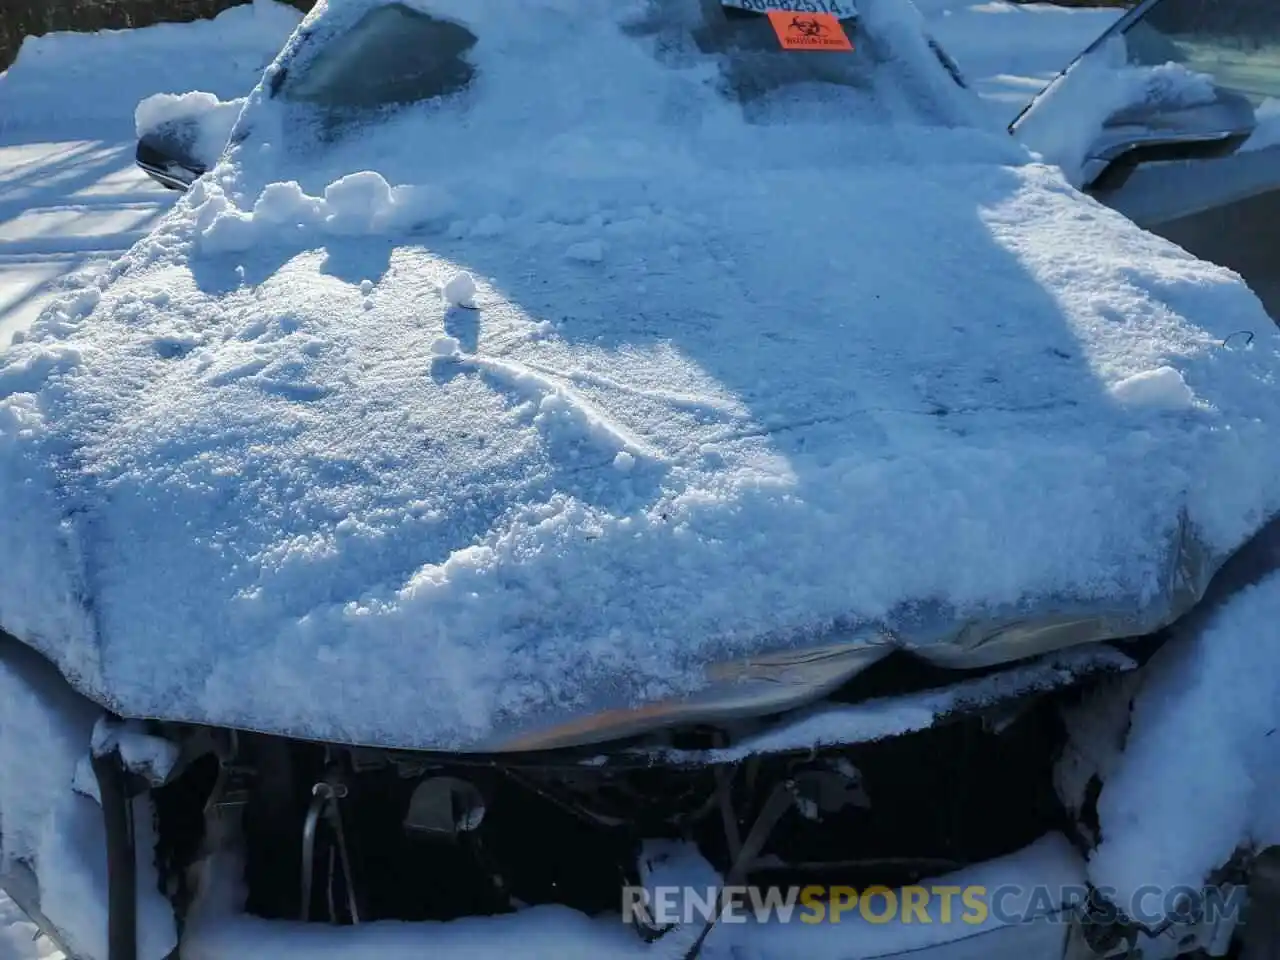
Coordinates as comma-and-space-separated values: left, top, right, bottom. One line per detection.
2, 0, 1280, 753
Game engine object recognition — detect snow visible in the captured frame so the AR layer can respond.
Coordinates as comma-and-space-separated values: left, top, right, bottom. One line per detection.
565, 240, 606, 264
0, 2, 303, 954
1087, 570, 1280, 906
1015, 36, 1223, 186
654, 645, 1136, 763
0, 139, 173, 349
195, 171, 454, 252
1, 0, 1279, 755
431, 335, 462, 358
0, 1, 299, 134
35, 792, 176, 960
2, 0, 1276, 955
180, 832, 1084, 960
91, 717, 181, 786
0, 640, 176, 960
0, 1, 302, 349
441, 271, 477, 308
1242, 97, 1280, 153
918, 0, 1122, 128
636, 839, 723, 912
1108, 365, 1197, 411
0, 895, 58, 960
472, 214, 507, 239
0, 646, 97, 880
135, 91, 246, 171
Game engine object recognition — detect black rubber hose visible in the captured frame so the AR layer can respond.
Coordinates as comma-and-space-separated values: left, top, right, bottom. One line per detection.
92, 748, 138, 960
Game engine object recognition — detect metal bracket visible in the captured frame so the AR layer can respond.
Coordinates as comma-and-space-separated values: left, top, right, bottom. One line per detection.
673, 778, 799, 960
299, 772, 361, 924
91, 745, 138, 960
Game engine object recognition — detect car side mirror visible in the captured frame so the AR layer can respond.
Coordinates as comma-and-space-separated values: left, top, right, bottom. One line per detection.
133, 96, 248, 192
1078, 89, 1259, 188
135, 133, 206, 193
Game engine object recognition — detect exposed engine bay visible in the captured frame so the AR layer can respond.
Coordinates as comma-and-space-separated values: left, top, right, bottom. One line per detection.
136, 644, 1148, 936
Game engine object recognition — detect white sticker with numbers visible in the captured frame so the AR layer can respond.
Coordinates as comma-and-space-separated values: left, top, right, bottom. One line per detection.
720, 0, 858, 17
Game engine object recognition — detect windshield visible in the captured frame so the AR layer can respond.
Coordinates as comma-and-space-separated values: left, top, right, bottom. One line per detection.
232, 0, 987, 203
1122, 0, 1280, 105
645, 1, 875, 106
276, 4, 478, 109
1009, 0, 1280, 186
272, 0, 967, 122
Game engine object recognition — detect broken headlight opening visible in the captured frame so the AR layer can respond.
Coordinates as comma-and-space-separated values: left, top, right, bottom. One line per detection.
135, 644, 1144, 943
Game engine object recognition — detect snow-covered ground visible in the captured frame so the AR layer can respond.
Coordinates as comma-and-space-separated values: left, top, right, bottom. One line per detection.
0, 0, 303, 348
0, 138, 172, 347
0, 1, 1140, 957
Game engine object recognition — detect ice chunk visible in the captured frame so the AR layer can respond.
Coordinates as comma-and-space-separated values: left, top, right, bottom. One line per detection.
92, 717, 180, 786
472, 214, 507, 238
199, 209, 257, 254
323, 171, 399, 236
252, 181, 324, 229
1243, 98, 1280, 153
442, 272, 478, 309
431, 336, 462, 358
1109, 366, 1195, 410
565, 240, 605, 263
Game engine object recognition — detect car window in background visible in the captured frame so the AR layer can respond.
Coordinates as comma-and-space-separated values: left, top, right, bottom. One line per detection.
1123, 0, 1280, 104
276, 2, 477, 110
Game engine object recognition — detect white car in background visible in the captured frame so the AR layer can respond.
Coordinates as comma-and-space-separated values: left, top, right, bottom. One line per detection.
2, 1, 1280, 959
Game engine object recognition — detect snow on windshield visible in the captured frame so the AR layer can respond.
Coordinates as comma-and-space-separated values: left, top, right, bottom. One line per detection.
168, 0, 1000, 257
2, 0, 1280, 750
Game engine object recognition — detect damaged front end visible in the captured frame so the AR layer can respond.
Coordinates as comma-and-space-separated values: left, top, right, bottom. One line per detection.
64, 639, 1260, 960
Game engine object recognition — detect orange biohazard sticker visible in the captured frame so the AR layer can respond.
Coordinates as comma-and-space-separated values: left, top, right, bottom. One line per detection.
766, 11, 854, 51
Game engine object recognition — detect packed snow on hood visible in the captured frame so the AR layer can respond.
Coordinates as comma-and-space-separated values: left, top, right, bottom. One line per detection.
1085, 568, 1280, 906
2, 0, 1280, 754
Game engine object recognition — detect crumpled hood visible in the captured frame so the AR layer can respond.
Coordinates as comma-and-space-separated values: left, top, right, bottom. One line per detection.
4, 157, 1280, 751
3, 0, 1280, 752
